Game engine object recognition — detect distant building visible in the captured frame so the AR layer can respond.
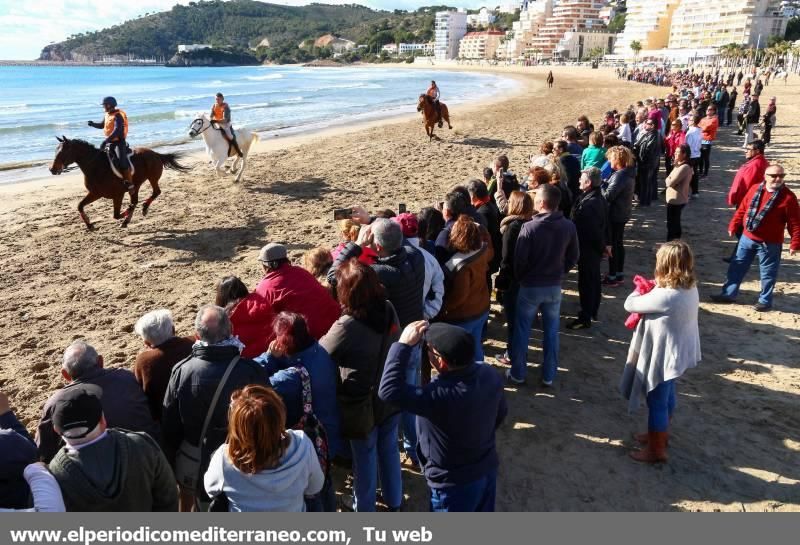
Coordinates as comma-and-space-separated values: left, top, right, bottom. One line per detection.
497, 2, 520, 13
398, 42, 435, 55
613, 0, 682, 57
555, 29, 617, 59
177, 44, 211, 53
466, 7, 497, 27
314, 34, 356, 53
458, 30, 506, 59
435, 10, 468, 60
668, 0, 788, 49
527, 0, 607, 59
382, 43, 399, 55
498, 0, 553, 60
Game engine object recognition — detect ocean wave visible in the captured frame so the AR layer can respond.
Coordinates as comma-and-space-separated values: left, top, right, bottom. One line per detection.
245, 73, 284, 81
232, 102, 272, 111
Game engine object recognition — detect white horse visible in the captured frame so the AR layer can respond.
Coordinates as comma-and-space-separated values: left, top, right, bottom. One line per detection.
773, 70, 789, 85
188, 113, 258, 182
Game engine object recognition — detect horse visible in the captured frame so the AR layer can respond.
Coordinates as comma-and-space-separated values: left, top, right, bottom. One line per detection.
773, 70, 789, 85
417, 94, 452, 142
188, 113, 259, 182
546, 71, 554, 88
49, 136, 190, 230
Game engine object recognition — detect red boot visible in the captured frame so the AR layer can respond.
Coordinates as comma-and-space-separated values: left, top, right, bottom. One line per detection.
630, 431, 668, 463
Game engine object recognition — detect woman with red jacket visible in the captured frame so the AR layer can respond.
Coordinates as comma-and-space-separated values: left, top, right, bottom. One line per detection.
698, 105, 719, 178
215, 276, 275, 358
663, 119, 685, 176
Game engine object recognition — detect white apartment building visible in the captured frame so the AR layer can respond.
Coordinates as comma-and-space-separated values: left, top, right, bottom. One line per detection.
435, 10, 468, 60
668, 0, 788, 49
555, 29, 617, 59
613, 0, 682, 56
498, 0, 553, 60
398, 42, 434, 55
177, 44, 211, 52
528, 0, 607, 58
466, 7, 497, 27
458, 30, 506, 59
382, 43, 398, 55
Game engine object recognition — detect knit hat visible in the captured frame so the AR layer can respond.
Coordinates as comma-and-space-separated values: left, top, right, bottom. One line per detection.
258, 243, 287, 263
426, 323, 474, 368
52, 384, 103, 439
392, 213, 418, 238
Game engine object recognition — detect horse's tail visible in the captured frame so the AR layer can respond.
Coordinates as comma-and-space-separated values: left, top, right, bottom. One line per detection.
155, 151, 191, 173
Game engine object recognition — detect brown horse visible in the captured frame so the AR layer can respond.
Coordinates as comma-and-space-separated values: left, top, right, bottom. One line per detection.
417, 94, 452, 141
49, 136, 190, 230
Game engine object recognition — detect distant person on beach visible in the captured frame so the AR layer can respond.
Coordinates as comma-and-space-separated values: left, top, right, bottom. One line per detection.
546, 71, 554, 88
210, 92, 243, 157
87, 96, 133, 192
621, 241, 701, 464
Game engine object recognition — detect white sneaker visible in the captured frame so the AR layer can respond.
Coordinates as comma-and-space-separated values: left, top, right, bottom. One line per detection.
505, 369, 525, 385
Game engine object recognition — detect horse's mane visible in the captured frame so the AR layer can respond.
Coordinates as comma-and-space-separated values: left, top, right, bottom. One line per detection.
67, 138, 99, 151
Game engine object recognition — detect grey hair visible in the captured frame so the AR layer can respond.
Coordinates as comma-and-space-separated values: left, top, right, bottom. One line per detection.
194, 304, 231, 344
134, 309, 175, 347
62, 340, 100, 379
371, 218, 403, 253
582, 167, 602, 188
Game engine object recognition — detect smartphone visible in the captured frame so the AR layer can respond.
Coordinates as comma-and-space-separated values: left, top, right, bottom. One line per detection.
333, 208, 352, 221
398, 203, 406, 214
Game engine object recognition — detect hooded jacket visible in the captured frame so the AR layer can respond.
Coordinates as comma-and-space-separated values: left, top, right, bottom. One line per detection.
48, 429, 177, 512
603, 166, 636, 224
204, 430, 323, 512
439, 244, 492, 322
228, 292, 275, 359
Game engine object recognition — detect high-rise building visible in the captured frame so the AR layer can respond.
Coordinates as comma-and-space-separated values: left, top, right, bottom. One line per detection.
555, 29, 617, 59
458, 30, 507, 59
435, 10, 468, 60
613, 0, 682, 56
499, 0, 554, 59
528, 0, 607, 58
668, 0, 787, 49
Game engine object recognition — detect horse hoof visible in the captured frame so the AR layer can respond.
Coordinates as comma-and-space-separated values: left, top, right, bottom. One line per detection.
141, 205, 150, 216
87, 223, 97, 231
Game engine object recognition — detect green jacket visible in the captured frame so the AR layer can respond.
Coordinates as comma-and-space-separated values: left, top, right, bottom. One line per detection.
580, 145, 607, 170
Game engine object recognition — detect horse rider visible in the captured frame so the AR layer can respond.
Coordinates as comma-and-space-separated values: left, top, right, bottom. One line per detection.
210, 92, 243, 157
426, 80, 442, 125
88, 96, 133, 191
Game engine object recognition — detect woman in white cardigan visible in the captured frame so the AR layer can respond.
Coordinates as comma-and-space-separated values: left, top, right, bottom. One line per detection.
620, 240, 701, 463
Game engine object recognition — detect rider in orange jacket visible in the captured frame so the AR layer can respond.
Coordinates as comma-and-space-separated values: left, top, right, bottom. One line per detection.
210, 93, 243, 157
88, 96, 133, 191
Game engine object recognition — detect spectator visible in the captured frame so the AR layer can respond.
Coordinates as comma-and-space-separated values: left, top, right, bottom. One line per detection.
487, 154, 519, 207
580, 131, 606, 170
467, 179, 502, 285
568, 167, 608, 330
257, 311, 343, 511
379, 321, 507, 512
726, 86, 738, 126
255, 243, 340, 340
698, 104, 719, 178
133, 309, 194, 421
711, 165, 800, 311
530, 141, 554, 168
621, 241, 701, 463
762, 97, 776, 145
392, 212, 445, 321
685, 114, 702, 198
600, 133, 620, 180
36, 340, 158, 464
439, 214, 493, 363
663, 119, 686, 176
320, 260, 402, 512
204, 385, 323, 512
332, 220, 378, 265
561, 126, 583, 159
417, 207, 445, 256
544, 160, 574, 216
633, 118, 663, 207
162, 305, 274, 511
617, 112, 633, 147
602, 146, 637, 287
48, 385, 178, 511
576, 116, 594, 148
215, 276, 275, 359
664, 144, 693, 241
554, 139, 581, 199
301, 247, 333, 292
744, 94, 760, 148
727, 140, 770, 210
495, 191, 535, 364
435, 190, 487, 264
508, 184, 579, 386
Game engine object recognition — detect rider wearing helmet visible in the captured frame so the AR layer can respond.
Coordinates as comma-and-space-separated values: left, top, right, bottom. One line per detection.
210, 92, 243, 157
88, 97, 133, 191
426, 80, 442, 127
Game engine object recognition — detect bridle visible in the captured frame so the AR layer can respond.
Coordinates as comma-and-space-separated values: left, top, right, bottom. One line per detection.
189, 117, 212, 137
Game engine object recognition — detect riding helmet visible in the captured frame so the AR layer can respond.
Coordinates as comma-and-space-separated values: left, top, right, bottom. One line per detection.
101, 96, 118, 108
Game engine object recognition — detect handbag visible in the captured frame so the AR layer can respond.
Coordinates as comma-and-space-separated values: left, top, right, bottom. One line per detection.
290, 365, 329, 476
174, 355, 240, 499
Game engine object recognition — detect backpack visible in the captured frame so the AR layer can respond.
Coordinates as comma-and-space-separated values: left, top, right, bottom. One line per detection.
289, 365, 329, 476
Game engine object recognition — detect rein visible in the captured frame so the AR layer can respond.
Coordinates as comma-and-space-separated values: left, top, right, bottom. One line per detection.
191, 118, 211, 136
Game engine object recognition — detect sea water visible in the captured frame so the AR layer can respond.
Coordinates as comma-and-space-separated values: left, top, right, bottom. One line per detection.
0, 64, 518, 183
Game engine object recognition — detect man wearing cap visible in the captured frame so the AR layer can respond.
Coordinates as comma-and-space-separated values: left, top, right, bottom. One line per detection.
36, 340, 159, 463
379, 321, 507, 512
392, 212, 445, 321
255, 243, 340, 340
47, 384, 178, 512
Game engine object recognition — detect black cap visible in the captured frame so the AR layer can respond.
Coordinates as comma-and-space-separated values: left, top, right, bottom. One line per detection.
52, 384, 103, 439
426, 323, 474, 368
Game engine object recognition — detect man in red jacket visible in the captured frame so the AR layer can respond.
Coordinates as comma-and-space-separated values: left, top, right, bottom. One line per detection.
255, 243, 340, 339
723, 140, 770, 262
712, 165, 800, 311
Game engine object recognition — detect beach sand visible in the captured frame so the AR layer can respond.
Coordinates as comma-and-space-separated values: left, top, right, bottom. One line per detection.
0, 65, 797, 511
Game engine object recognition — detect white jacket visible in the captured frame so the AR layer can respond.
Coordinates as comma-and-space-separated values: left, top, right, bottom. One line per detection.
406, 237, 444, 320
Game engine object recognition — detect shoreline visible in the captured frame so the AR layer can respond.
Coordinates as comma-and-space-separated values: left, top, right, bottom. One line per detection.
0, 66, 531, 200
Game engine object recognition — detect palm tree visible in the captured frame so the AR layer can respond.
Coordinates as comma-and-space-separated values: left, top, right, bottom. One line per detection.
630, 40, 642, 60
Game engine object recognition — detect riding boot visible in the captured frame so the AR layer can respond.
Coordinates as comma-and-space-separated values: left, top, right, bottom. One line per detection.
121, 169, 134, 193
232, 137, 243, 157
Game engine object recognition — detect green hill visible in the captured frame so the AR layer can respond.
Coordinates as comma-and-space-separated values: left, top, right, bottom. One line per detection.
39, 1, 458, 64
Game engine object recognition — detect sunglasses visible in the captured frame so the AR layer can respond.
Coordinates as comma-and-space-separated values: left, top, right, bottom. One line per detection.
766, 173, 785, 179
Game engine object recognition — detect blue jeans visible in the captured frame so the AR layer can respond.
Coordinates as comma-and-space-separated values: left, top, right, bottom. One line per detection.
646, 380, 676, 432
350, 413, 402, 512
401, 345, 421, 463
721, 235, 782, 307
430, 470, 497, 512
510, 285, 562, 383
447, 310, 489, 363
503, 284, 520, 353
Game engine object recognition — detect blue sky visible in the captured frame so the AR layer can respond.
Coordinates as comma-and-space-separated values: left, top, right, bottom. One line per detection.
0, 1, 499, 60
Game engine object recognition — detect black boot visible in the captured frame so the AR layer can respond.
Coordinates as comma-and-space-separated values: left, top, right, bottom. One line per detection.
232, 137, 243, 157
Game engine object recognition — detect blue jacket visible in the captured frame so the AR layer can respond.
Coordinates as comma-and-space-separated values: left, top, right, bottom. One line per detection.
257, 341, 344, 458
514, 211, 579, 288
0, 411, 38, 509
378, 343, 507, 488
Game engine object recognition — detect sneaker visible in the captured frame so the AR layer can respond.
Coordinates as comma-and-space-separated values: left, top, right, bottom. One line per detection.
753, 302, 772, 312
505, 369, 525, 385
540, 379, 553, 387
602, 275, 623, 287
566, 318, 591, 330
496, 351, 511, 365
690, 193, 699, 200
710, 294, 735, 304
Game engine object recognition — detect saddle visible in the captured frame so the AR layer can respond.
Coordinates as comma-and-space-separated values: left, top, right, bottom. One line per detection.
213, 124, 239, 158
106, 146, 135, 179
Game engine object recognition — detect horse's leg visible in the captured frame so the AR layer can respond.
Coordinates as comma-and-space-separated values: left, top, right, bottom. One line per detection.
78, 193, 101, 230
121, 186, 139, 227
112, 193, 124, 219
142, 178, 161, 216
234, 154, 246, 183
444, 109, 452, 129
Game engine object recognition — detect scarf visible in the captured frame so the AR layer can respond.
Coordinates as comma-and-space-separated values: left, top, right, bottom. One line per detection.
193, 336, 246, 353
745, 183, 782, 233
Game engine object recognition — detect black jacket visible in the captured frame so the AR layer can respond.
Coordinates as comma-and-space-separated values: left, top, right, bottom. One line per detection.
634, 130, 663, 169
746, 100, 761, 124
475, 201, 502, 274
558, 153, 582, 199
603, 166, 636, 224
571, 187, 608, 255
495, 216, 527, 291
330, 242, 425, 327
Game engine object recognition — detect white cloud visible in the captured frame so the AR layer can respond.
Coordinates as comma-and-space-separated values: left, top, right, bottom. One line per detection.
0, 0, 495, 60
